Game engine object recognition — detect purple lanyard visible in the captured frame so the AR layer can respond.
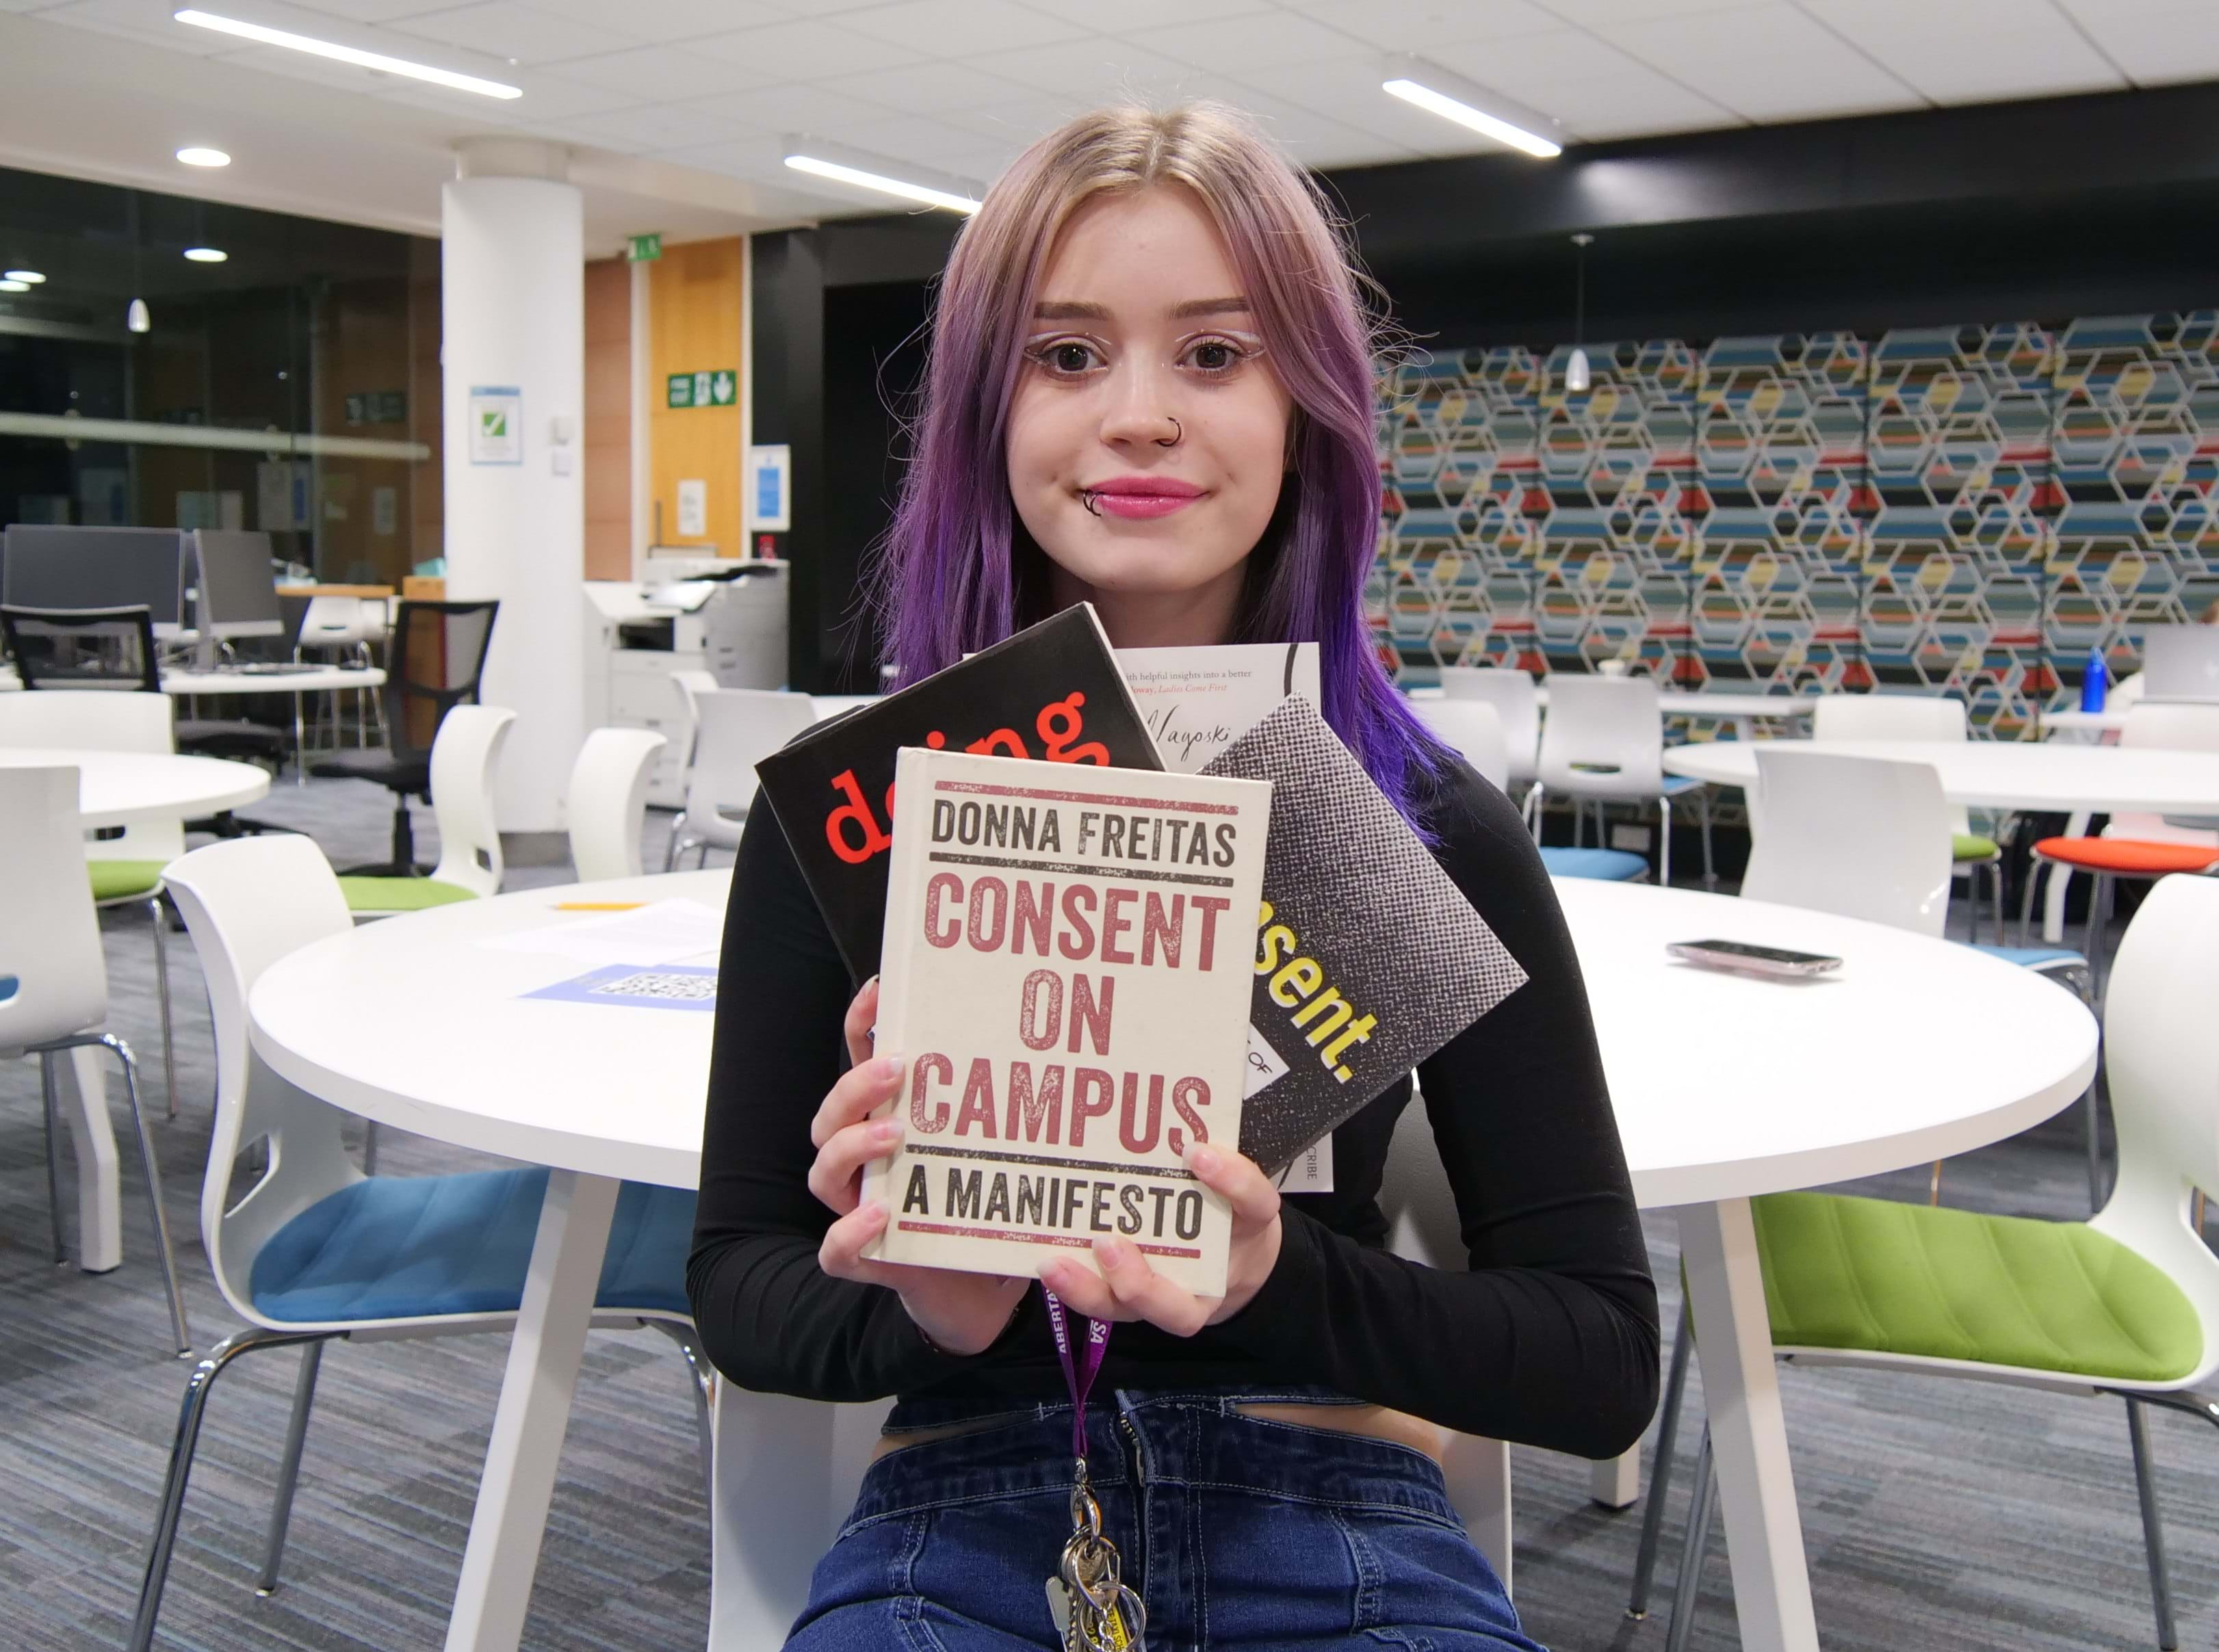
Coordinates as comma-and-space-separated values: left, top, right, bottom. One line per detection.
1041, 1283, 1110, 1462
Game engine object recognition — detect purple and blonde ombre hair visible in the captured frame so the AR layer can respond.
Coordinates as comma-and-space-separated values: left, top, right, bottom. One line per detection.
868, 101, 1451, 823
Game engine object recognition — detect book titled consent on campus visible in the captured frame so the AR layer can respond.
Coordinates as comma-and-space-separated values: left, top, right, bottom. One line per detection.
864, 746, 1271, 1297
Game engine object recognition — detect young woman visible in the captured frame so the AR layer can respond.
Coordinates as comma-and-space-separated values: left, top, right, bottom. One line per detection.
690, 103, 1658, 1651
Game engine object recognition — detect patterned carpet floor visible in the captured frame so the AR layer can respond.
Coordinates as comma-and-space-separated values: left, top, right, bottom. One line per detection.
1, 772, 2209, 1651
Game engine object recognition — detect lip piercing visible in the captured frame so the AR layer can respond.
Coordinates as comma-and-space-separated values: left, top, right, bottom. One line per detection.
1081, 490, 1102, 516
1154, 417, 1182, 448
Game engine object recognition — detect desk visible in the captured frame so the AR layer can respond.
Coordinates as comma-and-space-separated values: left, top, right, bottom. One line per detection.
0, 666, 389, 778
249, 871, 2094, 1652
1663, 736, 2219, 815
2, 749, 268, 1273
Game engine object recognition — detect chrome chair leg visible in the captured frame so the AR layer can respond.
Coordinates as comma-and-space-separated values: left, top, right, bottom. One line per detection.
1628, 1294, 1694, 1618
647, 1318, 718, 1510
256, 1341, 326, 1597
1697, 789, 1716, 889
148, 895, 180, 1121
40, 1051, 66, 1264
1665, 1424, 1717, 1652
131, 1326, 335, 1652
2018, 853, 2043, 947
1986, 862, 2006, 948
2125, 1398, 2179, 1650
361, 1120, 379, 1176
1657, 795, 1674, 889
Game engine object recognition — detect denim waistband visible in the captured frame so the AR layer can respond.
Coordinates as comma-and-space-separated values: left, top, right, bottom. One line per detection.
847, 1386, 1459, 1534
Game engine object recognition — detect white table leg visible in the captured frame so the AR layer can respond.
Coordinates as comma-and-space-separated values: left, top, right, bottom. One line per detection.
57, 1045, 122, 1273
1676, 1198, 1817, 1652
444, 1169, 618, 1652
1589, 1446, 1641, 1508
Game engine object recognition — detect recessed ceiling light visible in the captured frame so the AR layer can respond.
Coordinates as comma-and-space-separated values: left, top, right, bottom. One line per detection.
0, 280, 28, 293
1381, 55, 1565, 160
781, 144, 980, 215
3, 270, 44, 284
184, 247, 228, 263
177, 146, 231, 168
172, 9, 523, 100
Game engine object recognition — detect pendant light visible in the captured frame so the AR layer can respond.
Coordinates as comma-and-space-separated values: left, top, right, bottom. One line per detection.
1565, 233, 1594, 394
125, 194, 151, 335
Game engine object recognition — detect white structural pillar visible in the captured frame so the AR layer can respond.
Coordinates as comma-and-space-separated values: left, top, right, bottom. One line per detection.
441, 138, 584, 833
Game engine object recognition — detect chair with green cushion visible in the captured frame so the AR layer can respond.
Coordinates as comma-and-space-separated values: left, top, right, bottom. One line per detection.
337, 704, 514, 918
1633, 873, 2219, 1652
0, 687, 185, 1119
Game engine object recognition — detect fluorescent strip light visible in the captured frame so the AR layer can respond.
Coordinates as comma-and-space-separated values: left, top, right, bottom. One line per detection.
783, 154, 980, 215
173, 10, 522, 100
184, 247, 228, 263
0, 281, 27, 293
4, 270, 44, 283
1381, 56, 1563, 159
177, 146, 232, 168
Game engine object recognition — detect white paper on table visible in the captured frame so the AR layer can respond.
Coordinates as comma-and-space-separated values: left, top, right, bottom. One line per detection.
480, 899, 726, 967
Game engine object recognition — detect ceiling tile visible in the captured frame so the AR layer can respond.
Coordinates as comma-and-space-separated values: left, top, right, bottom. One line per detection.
260, 0, 452, 18
29, 0, 233, 51
833, 0, 1089, 58
391, 2, 634, 64
521, 0, 790, 42
1225, 55, 1498, 155
1284, 0, 1564, 51
1024, 0, 1268, 26
814, 58, 1028, 114
1145, 10, 1374, 71
838, 112, 1011, 168
1534, 0, 1755, 23
2053, 1, 2219, 86
1798, 0, 2125, 102
554, 96, 768, 151
724, 81, 901, 133
941, 92, 1096, 148
1597, 3, 1923, 122
692, 17, 924, 79
545, 43, 770, 101
969, 38, 1213, 107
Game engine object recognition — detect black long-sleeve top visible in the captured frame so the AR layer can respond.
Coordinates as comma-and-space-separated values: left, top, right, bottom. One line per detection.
688, 755, 1659, 1462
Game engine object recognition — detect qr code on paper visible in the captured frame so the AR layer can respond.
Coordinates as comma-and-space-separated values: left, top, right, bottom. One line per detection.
597, 971, 718, 1001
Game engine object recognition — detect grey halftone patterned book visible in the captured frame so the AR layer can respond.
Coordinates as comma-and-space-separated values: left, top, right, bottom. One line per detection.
1203, 696, 1527, 1177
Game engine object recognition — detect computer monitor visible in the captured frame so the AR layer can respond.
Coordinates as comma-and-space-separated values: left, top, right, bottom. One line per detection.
2141, 625, 2219, 703
190, 529, 285, 640
0, 525, 187, 638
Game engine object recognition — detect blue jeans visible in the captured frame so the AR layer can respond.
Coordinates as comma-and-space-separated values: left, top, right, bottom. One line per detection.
786, 1387, 1546, 1651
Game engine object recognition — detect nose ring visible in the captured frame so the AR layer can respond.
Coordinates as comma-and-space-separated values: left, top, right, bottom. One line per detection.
1154, 417, 1181, 448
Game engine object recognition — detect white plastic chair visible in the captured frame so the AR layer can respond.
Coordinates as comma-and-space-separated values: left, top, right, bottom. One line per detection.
1641, 873, 2219, 1652
294, 593, 389, 749
0, 689, 186, 1118
669, 667, 722, 766
1439, 666, 1540, 810
2104, 703, 2219, 845
568, 726, 667, 882
337, 704, 515, 916
133, 834, 713, 1652
705, 1097, 1519, 1648
1413, 696, 1510, 791
0, 765, 187, 1353
666, 690, 818, 871
1811, 691, 2001, 939
1535, 675, 1712, 887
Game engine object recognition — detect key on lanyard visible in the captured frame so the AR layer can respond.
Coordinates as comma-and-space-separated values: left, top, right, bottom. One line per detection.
1041, 1287, 1146, 1651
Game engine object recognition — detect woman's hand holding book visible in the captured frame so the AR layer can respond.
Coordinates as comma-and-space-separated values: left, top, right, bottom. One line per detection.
809, 975, 1028, 1355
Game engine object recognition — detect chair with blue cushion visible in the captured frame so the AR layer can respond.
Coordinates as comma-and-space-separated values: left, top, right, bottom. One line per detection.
1633, 873, 2219, 1652
1412, 696, 1649, 882
129, 834, 711, 1652
1537, 674, 1713, 888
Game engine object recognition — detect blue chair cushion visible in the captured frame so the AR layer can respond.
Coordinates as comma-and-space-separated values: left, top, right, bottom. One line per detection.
1969, 943, 2088, 973
1661, 774, 1706, 796
250, 1167, 694, 1323
1541, 846, 1650, 881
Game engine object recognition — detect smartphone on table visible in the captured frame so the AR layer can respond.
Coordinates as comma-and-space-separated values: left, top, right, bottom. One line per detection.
1665, 939, 1842, 978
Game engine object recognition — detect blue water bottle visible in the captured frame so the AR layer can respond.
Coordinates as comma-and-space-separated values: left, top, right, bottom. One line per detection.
2079, 644, 2107, 712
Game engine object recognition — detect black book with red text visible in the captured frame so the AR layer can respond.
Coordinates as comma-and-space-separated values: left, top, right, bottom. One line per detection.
755, 604, 1163, 982
1203, 696, 1529, 1177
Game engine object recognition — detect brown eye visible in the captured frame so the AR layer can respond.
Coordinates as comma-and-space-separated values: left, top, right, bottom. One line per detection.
1051, 342, 1095, 373
1186, 339, 1243, 375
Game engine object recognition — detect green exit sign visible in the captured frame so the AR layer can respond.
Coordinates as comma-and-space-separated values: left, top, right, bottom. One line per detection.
628, 233, 662, 262
666, 369, 736, 409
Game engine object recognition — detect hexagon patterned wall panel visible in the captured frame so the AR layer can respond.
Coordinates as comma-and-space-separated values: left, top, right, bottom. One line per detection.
1371, 312, 2219, 740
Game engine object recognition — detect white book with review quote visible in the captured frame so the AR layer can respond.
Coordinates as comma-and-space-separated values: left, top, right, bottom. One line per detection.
863, 746, 1271, 1296
1116, 642, 1321, 772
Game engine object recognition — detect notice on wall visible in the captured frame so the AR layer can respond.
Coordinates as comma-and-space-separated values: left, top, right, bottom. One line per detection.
677, 478, 707, 538
468, 386, 522, 465
372, 486, 398, 538
746, 443, 790, 534
257, 461, 312, 532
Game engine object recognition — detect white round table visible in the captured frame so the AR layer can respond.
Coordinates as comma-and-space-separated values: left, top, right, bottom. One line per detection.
248, 870, 2094, 1652
0, 747, 270, 828
1409, 684, 1815, 741
1663, 735, 2219, 815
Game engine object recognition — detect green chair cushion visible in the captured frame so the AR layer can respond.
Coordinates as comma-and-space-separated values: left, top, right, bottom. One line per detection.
88, 860, 168, 902
1951, 832, 2000, 862
337, 876, 480, 914
1751, 1191, 2201, 1383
